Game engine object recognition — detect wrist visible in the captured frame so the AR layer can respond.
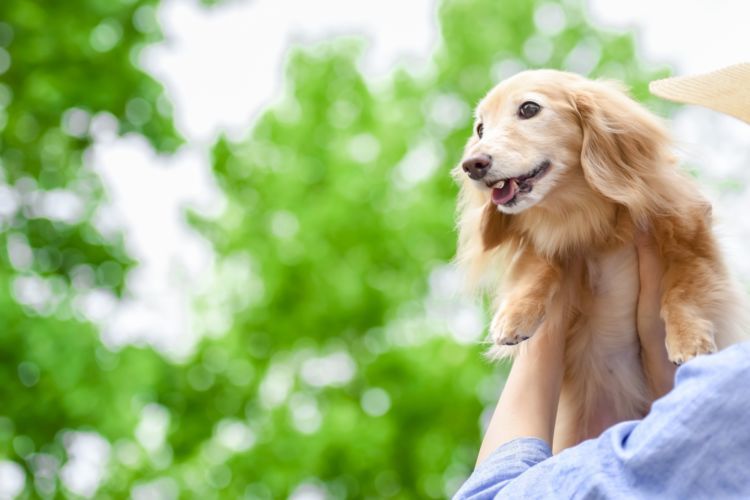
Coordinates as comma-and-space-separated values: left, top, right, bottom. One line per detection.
520, 324, 565, 365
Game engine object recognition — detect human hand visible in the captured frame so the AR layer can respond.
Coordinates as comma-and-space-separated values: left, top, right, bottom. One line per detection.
634, 229, 676, 399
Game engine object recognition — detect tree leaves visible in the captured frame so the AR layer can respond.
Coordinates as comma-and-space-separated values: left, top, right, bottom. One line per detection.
0, 0, 669, 497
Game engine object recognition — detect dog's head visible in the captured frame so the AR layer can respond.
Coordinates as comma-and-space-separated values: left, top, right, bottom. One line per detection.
455, 69, 674, 252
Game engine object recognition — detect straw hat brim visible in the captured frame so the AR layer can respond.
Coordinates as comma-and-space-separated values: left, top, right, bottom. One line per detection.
649, 63, 750, 123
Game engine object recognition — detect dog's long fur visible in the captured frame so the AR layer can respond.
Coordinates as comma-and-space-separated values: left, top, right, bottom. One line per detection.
455, 70, 747, 451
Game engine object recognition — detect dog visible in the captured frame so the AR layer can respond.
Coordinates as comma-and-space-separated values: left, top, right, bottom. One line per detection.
454, 69, 746, 451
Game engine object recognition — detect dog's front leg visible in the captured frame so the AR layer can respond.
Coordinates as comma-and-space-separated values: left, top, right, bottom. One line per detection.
490, 252, 560, 346
660, 255, 719, 365
655, 212, 720, 365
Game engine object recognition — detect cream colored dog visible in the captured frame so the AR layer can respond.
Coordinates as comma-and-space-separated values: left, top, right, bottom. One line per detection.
455, 69, 746, 450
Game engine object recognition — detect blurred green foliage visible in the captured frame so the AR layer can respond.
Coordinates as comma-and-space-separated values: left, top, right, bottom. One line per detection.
0, 0, 668, 497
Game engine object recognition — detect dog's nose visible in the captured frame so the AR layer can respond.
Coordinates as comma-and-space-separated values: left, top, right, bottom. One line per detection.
462, 154, 492, 180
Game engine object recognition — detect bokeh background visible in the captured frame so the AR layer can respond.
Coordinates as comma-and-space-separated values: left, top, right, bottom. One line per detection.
1, 0, 749, 498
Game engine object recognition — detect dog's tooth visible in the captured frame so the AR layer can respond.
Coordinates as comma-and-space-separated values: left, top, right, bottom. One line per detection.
496, 180, 505, 189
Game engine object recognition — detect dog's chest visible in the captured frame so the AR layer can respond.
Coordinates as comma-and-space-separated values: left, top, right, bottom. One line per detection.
575, 243, 641, 357
554, 243, 648, 446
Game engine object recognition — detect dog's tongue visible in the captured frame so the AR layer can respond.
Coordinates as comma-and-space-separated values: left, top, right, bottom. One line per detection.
492, 180, 518, 205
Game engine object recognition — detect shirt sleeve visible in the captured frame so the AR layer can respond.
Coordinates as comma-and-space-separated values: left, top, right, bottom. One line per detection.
453, 341, 750, 500
452, 437, 552, 500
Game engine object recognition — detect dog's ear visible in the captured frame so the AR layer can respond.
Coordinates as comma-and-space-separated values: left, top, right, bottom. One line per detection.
481, 202, 510, 251
573, 81, 673, 221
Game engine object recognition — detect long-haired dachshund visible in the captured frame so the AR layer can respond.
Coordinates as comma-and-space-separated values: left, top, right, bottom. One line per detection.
455, 69, 746, 450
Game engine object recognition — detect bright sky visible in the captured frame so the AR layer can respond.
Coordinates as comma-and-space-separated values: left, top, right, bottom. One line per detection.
87, 0, 750, 357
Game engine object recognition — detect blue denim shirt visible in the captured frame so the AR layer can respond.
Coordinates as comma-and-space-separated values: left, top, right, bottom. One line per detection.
455, 341, 750, 499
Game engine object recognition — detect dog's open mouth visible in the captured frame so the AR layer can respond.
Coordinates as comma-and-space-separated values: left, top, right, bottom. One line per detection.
487, 160, 551, 206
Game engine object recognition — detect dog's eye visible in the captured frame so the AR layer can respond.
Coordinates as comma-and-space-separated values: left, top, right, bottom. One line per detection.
518, 101, 541, 119
476, 122, 484, 138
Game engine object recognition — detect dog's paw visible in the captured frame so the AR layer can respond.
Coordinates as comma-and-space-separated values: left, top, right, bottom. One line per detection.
490, 302, 544, 347
664, 316, 717, 365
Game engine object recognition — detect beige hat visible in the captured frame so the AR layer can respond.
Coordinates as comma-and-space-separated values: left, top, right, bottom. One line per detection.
649, 63, 750, 123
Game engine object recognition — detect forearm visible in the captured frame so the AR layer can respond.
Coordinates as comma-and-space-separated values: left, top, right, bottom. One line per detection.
634, 230, 676, 400
641, 340, 676, 400
635, 281, 676, 400
476, 324, 565, 466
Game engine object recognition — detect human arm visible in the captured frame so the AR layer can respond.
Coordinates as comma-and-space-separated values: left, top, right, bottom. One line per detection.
635, 229, 677, 399
475, 230, 674, 466
455, 341, 750, 499
475, 322, 565, 466
461, 230, 680, 497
